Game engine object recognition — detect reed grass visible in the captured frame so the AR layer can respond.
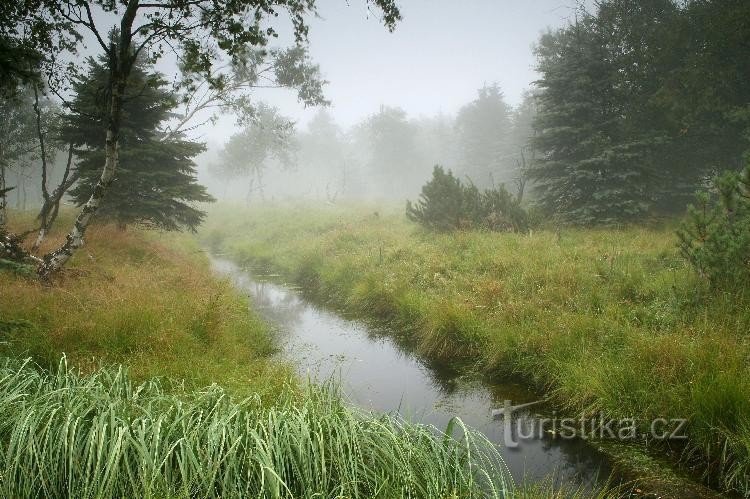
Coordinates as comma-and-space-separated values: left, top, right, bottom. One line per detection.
0, 356, 512, 498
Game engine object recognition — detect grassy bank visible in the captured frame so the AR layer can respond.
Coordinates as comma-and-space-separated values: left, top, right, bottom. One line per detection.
0, 357, 514, 498
0, 219, 528, 497
0, 221, 287, 397
202, 203, 750, 496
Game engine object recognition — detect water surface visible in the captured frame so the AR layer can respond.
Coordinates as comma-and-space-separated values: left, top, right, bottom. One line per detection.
211, 256, 612, 488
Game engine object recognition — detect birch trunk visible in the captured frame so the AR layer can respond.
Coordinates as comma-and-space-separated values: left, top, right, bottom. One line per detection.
0, 160, 7, 228
37, 127, 119, 278
37, 0, 139, 279
38, 79, 124, 278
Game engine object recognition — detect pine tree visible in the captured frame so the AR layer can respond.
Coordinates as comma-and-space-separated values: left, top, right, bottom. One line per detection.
64, 56, 213, 231
407, 165, 529, 232
406, 166, 465, 231
455, 84, 513, 187
677, 164, 750, 287
529, 14, 660, 225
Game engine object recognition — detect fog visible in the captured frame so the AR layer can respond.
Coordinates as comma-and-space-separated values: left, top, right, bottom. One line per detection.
197, 0, 583, 203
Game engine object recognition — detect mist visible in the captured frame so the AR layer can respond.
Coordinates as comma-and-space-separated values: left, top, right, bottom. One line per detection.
196, 0, 579, 204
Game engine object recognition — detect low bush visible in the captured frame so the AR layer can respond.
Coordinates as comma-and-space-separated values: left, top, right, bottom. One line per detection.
407, 165, 530, 232
677, 164, 750, 288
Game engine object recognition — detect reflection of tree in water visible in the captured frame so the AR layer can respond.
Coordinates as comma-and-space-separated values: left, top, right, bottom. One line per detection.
248, 280, 307, 328
363, 324, 466, 394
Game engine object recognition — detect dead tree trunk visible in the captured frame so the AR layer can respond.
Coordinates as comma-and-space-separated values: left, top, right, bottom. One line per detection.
32, 86, 52, 249
0, 159, 8, 228
32, 143, 77, 252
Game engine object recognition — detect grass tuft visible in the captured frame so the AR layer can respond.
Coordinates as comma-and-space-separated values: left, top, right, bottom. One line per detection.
0, 356, 512, 498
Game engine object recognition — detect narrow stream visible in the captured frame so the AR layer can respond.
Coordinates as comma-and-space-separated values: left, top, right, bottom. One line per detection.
211, 256, 613, 489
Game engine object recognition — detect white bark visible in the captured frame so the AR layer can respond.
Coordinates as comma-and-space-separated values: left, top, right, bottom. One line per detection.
38, 129, 119, 278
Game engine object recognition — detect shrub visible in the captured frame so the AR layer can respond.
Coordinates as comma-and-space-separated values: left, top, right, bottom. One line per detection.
677, 165, 750, 287
406, 165, 530, 232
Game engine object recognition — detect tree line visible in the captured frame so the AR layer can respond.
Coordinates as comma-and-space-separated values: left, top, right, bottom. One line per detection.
209, 84, 536, 204
529, 0, 750, 225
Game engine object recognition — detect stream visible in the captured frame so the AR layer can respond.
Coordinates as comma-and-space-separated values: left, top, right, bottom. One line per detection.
211, 256, 613, 490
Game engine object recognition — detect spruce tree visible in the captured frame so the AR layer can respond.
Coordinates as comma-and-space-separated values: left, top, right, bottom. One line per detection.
64, 56, 213, 231
455, 84, 513, 187
529, 0, 750, 225
530, 12, 665, 225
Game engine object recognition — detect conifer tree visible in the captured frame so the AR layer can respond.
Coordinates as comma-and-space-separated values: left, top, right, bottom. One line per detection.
455, 84, 513, 187
64, 56, 213, 231
407, 165, 529, 232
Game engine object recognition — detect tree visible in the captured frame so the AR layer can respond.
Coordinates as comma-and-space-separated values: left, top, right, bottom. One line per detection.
407, 165, 530, 233
64, 56, 213, 231
296, 108, 348, 201
677, 163, 750, 288
528, 0, 750, 225
365, 106, 423, 198
212, 103, 297, 203
508, 91, 537, 202
2, 0, 401, 279
529, 5, 673, 225
0, 88, 38, 227
168, 46, 328, 141
455, 84, 513, 188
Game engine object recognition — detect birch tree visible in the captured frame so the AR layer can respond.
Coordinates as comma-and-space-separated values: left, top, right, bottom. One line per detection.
3, 0, 401, 279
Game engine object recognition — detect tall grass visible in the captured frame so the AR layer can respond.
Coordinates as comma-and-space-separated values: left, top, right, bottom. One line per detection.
0, 221, 288, 397
202, 202, 750, 496
0, 357, 512, 498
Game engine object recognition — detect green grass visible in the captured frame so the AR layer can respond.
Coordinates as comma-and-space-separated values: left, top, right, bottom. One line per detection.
0, 218, 522, 498
0, 222, 288, 398
202, 202, 750, 496
0, 356, 513, 498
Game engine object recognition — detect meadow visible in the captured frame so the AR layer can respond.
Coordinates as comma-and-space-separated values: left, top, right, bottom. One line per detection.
202, 203, 750, 496
0, 218, 526, 498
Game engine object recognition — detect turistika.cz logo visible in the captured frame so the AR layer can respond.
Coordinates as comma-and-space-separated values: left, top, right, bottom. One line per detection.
492, 400, 688, 448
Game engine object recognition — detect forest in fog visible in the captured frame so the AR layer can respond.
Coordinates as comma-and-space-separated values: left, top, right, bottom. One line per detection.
206, 87, 534, 204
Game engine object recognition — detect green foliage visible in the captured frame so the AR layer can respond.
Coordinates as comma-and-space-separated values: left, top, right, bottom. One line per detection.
530, 0, 750, 225
407, 166, 529, 232
0, 357, 511, 498
0, 258, 34, 276
64, 56, 214, 231
677, 165, 750, 287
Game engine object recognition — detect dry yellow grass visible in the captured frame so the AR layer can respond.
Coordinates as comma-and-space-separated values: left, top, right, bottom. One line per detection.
0, 220, 291, 398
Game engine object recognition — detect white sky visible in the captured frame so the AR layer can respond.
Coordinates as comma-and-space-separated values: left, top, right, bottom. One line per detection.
202, 0, 582, 145
79, 1, 584, 146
